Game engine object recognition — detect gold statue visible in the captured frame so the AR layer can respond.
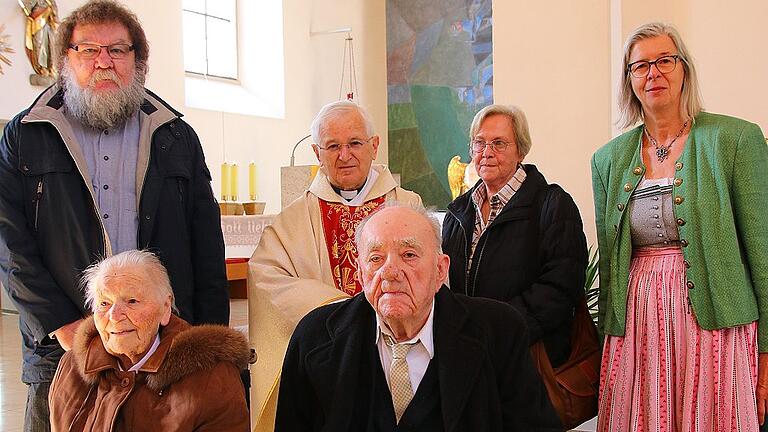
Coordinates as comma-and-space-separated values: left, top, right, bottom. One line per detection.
19, 0, 58, 83
447, 155, 480, 199
447, 156, 468, 199
0, 25, 13, 75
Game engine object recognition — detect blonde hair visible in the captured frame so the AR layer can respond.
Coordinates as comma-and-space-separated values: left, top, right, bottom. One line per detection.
469, 104, 532, 158
618, 22, 703, 129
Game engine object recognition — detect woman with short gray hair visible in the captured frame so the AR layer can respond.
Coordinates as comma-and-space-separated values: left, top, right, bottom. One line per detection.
442, 103, 588, 372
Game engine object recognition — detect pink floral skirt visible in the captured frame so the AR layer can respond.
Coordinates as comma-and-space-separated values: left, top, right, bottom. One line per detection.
597, 247, 759, 432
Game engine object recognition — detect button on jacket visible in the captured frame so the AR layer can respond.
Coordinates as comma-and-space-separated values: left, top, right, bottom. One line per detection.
0, 85, 229, 381
591, 112, 768, 349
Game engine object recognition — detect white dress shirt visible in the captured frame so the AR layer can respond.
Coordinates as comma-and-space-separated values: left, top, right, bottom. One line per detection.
375, 301, 435, 393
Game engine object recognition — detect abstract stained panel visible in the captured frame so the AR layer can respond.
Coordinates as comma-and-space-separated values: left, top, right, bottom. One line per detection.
387, 0, 492, 208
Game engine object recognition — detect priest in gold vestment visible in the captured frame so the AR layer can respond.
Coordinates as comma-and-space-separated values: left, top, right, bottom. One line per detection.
248, 101, 421, 430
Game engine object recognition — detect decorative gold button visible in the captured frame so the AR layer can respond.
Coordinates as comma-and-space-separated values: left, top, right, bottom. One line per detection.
676, 218, 685, 226
624, 183, 632, 192
674, 178, 683, 187
680, 239, 689, 247
684, 260, 691, 268
613, 224, 618, 232
617, 203, 625, 211
632, 166, 643, 175
686, 280, 695, 289
675, 162, 683, 171
674, 196, 684, 205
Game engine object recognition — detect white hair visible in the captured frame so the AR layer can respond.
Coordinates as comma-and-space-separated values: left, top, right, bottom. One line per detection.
81, 250, 177, 313
310, 100, 375, 145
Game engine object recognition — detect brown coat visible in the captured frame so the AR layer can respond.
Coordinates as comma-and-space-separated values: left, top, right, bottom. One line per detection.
49, 315, 250, 432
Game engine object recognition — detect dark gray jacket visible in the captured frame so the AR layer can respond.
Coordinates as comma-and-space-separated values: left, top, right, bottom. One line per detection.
0, 85, 228, 381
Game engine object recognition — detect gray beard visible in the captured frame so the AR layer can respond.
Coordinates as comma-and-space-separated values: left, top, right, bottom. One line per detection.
61, 63, 146, 130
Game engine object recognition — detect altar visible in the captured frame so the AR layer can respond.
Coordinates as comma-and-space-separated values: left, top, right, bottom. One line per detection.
221, 214, 275, 298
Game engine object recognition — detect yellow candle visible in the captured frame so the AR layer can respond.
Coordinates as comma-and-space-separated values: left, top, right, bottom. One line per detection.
249, 162, 257, 201
230, 163, 239, 201
220, 162, 231, 201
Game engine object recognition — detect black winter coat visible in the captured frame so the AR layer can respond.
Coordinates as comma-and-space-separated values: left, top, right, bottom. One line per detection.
0, 85, 229, 381
442, 164, 587, 366
276, 287, 563, 432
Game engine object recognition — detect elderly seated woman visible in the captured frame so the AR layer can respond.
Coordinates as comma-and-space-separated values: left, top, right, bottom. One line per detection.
48, 250, 250, 431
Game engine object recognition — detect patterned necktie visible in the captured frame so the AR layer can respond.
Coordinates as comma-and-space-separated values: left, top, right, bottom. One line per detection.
385, 335, 415, 423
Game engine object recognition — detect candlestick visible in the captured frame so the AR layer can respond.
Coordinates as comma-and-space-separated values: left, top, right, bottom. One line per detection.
249, 162, 257, 201
220, 162, 231, 201
230, 163, 239, 201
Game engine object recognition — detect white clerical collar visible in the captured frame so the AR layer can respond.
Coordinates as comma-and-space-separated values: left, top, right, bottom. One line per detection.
119, 333, 161, 372
337, 168, 379, 206
374, 300, 435, 359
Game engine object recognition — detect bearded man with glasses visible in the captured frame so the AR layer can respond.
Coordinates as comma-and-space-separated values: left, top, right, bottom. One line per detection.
442, 104, 588, 375
248, 100, 421, 431
0, 2, 229, 430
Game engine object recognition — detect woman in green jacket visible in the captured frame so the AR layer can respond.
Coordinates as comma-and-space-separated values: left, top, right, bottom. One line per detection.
592, 22, 768, 431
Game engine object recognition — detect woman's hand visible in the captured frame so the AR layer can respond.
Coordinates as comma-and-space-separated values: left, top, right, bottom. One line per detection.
758, 352, 768, 425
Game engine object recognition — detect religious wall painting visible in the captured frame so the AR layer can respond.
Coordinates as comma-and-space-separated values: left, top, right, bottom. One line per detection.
387, 0, 492, 208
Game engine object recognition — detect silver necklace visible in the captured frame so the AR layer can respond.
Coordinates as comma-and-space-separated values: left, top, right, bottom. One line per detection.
644, 120, 689, 163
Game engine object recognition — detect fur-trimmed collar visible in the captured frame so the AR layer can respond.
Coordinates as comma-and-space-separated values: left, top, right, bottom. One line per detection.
72, 315, 249, 391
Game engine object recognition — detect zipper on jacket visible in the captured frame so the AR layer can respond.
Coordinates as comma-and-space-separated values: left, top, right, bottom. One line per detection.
177, 178, 184, 203
469, 234, 489, 297
22, 119, 112, 257
33, 178, 43, 230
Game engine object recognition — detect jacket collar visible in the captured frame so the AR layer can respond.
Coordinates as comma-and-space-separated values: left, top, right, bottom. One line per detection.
314, 287, 485, 432
22, 84, 182, 119
72, 315, 250, 391
19, 84, 183, 254
447, 164, 547, 237
308, 164, 398, 204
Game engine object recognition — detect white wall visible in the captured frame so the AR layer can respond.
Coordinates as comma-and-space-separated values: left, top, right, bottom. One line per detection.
494, 1, 613, 245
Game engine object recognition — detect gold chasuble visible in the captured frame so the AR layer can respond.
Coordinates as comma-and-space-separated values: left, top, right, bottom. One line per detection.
319, 197, 386, 295
248, 165, 422, 432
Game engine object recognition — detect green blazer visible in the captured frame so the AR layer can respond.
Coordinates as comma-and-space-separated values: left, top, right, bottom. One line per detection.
591, 112, 768, 350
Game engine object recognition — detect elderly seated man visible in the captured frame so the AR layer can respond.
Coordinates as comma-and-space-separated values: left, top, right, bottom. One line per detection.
48, 250, 250, 431
249, 100, 421, 430
275, 203, 563, 431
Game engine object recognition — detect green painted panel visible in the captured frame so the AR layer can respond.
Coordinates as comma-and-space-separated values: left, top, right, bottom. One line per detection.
388, 104, 418, 131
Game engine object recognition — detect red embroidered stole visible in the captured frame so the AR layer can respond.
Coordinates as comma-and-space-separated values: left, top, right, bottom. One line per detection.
318, 196, 386, 295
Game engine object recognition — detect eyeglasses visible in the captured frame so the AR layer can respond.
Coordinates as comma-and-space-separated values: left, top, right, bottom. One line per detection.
69, 43, 134, 60
317, 137, 373, 153
470, 139, 513, 154
627, 54, 681, 78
